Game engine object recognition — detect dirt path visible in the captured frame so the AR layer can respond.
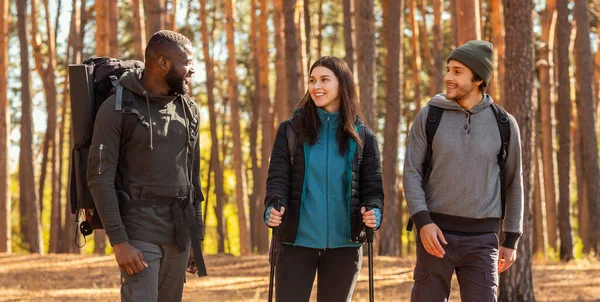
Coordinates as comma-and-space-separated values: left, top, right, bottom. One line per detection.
0, 253, 598, 301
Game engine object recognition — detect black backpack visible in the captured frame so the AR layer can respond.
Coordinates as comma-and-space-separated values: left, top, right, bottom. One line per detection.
68, 57, 145, 240
406, 103, 511, 231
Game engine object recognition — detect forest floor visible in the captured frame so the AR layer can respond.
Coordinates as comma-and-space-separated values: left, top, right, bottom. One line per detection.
0, 253, 598, 301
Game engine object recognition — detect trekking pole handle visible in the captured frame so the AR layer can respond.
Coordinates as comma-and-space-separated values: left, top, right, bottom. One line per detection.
365, 207, 374, 244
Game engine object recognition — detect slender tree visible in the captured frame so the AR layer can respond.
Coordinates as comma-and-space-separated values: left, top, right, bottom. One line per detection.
131, 0, 147, 60
224, 0, 252, 256
539, 0, 559, 252
144, 0, 165, 38
200, 0, 226, 254
0, 0, 9, 253
380, 0, 403, 256
95, 0, 109, 55
342, 0, 355, 74
533, 143, 547, 257
409, 0, 422, 114
555, 0, 574, 261
17, 0, 44, 254
284, 0, 301, 111
254, 0, 272, 254
273, 0, 289, 123
108, 0, 119, 57
489, 0, 505, 105
303, 0, 311, 71
431, 0, 444, 94
573, 0, 600, 254
455, 0, 481, 44
499, 0, 535, 299
355, 0, 377, 128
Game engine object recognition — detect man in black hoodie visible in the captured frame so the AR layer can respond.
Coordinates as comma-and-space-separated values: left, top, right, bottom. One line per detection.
87, 30, 204, 301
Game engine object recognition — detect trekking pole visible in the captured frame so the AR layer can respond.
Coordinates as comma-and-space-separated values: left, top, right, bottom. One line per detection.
366, 217, 375, 302
268, 199, 282, 302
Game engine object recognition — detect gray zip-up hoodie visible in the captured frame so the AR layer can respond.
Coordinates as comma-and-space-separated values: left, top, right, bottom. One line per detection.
87, 70, 203, 247
403, 93, 523, 249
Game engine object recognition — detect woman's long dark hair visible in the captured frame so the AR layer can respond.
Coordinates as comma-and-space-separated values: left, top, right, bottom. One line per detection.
296, 56, 365, 154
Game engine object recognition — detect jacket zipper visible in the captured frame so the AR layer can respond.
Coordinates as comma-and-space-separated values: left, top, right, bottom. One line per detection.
98, 144, 104, 175
326, 115, 330, 248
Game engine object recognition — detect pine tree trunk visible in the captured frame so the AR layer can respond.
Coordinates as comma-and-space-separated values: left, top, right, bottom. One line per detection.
95, 0, 108, 56
418, 0, 432, 97
539, 0, 558, 252
108, 0, 119, 57
499, 0, 535, 300
144, 0, 164, 38
355, 0, 377, 129
303, 0, 311, 71
273, 0, 289, 122
431, 0, 444, 95
254, 0, 272, 254
0, 0, 10, 253
533, 141, 547, 257
224, 0, 252, 256
490, 0, 505, 105
132, 0, 146, 60
316, 1, 323, 58
409, 0, 422, 113
295, 3, 306, 93
248, 0, 260, 250
200, 0, 225, 254
380, 0, 403, 256
17, 0, 44, 254
284, 0, 301, 111
572, 102, 590, 253
573, 0, 600, 255
342, 0, 355, 74
555, 0, 574, 261
455, 0, 481, 45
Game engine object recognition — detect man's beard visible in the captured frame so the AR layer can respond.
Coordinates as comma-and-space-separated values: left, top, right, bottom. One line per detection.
165, 67, 188, 95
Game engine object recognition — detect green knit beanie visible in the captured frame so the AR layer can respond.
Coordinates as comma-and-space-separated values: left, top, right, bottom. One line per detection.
447, 40, 494, 86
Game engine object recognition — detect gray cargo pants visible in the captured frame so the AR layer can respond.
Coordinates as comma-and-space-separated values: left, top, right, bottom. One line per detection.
120, 240, 190, 302
411, 232, 499, 302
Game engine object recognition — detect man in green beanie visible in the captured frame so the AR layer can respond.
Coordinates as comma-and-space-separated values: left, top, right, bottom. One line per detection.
403, 40, 524, 301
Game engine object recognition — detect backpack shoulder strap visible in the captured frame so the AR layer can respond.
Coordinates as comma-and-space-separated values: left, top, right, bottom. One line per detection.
286, 119, 297, 166
423, 105, 444, 181
490, 103, 511, 219
355, 124, 366, 162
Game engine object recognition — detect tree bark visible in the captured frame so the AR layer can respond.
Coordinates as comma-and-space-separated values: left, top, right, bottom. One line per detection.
296, 2, 306, 93
455, 0, 481, 45
17, 0, 44, 254
355, 0, 377, 129
249, 0, 260, 250
343, 0, 355, 74
316, 1, 323, 58
273, 0, 289, 122
144, 0, 164, 38
490, 0, 505, 105
533, 139, 547, 257
200, 0, 225, 254
254, 0, 272, 254
131, 0, 146, 60
538, 0, 558, 252
284, 0, 301, 111
499, 0, 535, 300
573, 103, 590, 253
95, 0, 109, 56
555, 0, 574, 261
431, 0, 444, 95
380, 0, 403, 256
418, 0, 433, 97
224, 0, 252, 256
573, 0, 600, 254
409, 0, 422, 114
0, 0, 9, 253
108, 0, 119, 57
303, 0, 311, 71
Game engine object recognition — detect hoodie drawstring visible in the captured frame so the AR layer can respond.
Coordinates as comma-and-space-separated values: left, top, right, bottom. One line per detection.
143, 91, 154, 150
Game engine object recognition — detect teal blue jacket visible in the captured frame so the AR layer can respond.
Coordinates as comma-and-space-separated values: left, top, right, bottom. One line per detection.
266, 108, 381, 248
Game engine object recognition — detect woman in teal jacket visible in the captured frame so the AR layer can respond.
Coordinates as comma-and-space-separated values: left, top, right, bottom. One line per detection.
264, 56, 384, 302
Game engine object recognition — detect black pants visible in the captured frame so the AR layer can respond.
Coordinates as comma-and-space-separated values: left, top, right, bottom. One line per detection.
411, 232, 499, 302
275, 245, 362, 302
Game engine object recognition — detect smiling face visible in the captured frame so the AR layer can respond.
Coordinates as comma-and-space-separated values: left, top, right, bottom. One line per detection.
443, 60, 482, 102
164, 44, 195, 95
309, 66, 341, 113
